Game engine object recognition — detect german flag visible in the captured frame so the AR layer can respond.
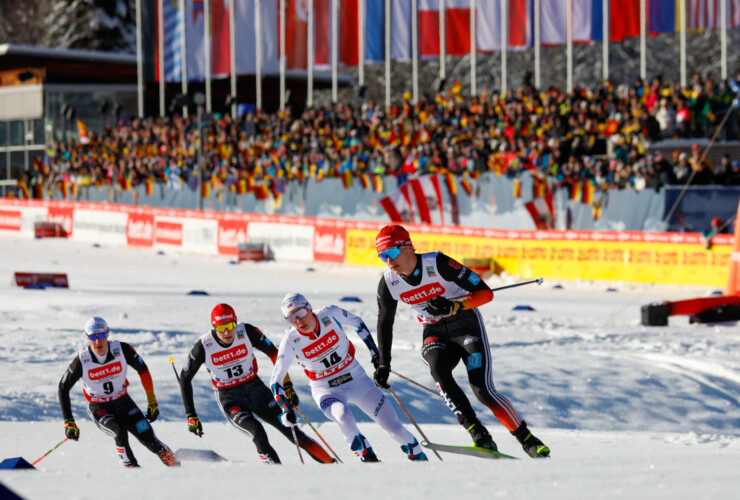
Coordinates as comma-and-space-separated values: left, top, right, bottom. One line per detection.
445, 173, 457, 195
254, 184, 270, 200
460, 177, 472, 196
360, 173, 371, 190
342, 169, 352, 189
236, 178, 247, 195
513, 178, 522, 199
145, 177, 153, 197
201, 181, 210, 199
373, 174, 384, 193
570, 182, 582, 202
17, 179, 29, 199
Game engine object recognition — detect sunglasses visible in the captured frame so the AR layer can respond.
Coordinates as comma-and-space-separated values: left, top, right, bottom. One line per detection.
378, 240, 410, 262
87, 332, 108, 341
286, 308, 309, 323
215, 321, 237, 333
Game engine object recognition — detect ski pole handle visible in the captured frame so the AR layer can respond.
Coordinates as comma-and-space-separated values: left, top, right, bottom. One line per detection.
491, 278, 543, 292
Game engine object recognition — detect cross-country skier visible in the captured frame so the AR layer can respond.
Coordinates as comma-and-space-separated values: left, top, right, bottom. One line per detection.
178, 303, 334, 464
270, 292, 428, 463
373, 225, 550, 458
58, 316, 180, 468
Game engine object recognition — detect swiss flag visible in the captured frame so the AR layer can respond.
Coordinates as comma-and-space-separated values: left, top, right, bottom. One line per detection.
524, 193, 555, 230
418, 0, 471, 57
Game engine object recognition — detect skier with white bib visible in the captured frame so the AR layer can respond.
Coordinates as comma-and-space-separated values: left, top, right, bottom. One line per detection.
178, 303, 334, 464
373, 225, 550, 458
58, 316, 180, 468
271, 293, 428, 463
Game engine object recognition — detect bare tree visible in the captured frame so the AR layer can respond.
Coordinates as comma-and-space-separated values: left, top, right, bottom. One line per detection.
0, 0, 55, 46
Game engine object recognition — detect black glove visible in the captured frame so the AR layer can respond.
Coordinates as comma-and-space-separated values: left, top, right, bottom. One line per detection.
64, 419, 79, 441
283, 381, 300, 408
187, 413, 203, 437
146, 401, 159, 422
371, 352, 380, 370
423, 296, 461, 316
374, 364, 390, 389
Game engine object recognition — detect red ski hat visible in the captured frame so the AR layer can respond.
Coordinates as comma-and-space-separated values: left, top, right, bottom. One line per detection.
375, 225, 412, 253
211, 303, 237, 326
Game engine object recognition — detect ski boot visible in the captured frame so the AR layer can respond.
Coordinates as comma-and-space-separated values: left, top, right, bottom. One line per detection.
401, 437, 428, 461
511, 422, 550, 458
351, 434, 379, 462
463, 418, 498, 451
157, 446, 181, 466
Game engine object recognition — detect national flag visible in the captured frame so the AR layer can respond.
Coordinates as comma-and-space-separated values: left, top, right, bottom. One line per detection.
419, 0, 472, 58
648, 0, 680, 34
593, 200, 602, 220
155, 0, 184, 82
122, 177, 131, 192
77, 119, 89, 145
444, 173, 460, 225
582, 179, 595, 205
610, 0, 641, 42
539, 0, 601, 45
342, 169, 353, 189
201, 180, 210, 198
17, 179, 29, 198
409, 175, 444, 225
460, 177, 472, 196
360, 173, 371, 190
70, 182, 78, 198
254, 183, 270, 200
365, 0, 385, 62
236, 178, 247, 195
146, 177, 154, 197
687, 0, 740, 29
477, 0, 532, 51
379, 183, 415, 223
513, 178, 522, 199
392, 0, 412, 61
445, 173, 457, 195
373, 174, 384, 193
570, 181, 582, 202
524, 193, 555, 230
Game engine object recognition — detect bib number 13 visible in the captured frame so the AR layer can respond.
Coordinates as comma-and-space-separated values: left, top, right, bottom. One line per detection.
225, 365, 244, 378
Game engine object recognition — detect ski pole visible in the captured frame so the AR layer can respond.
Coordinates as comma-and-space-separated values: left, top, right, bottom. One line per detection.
387, 387, 443, 462
295, 407, 343, 463
169, 357, 181, 385
491, 277, 544, 293
390, 370, 438, 396
290, 426, 305, 464
32, 437, 69, 466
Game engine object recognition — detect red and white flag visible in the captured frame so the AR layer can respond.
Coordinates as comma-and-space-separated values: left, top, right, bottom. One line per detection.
524, 193, 555, 230
379, 183, 416, 223
418, 0, 472, 57
409, 175, 444, 225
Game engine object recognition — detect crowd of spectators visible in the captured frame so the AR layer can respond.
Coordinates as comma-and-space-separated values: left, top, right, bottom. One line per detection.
23, 72, 740, 199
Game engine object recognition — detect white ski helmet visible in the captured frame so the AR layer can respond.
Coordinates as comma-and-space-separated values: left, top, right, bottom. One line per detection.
85, 316, 109, 336
281, 293, 311, 317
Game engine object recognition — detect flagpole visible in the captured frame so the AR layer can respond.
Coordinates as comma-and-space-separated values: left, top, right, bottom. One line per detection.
639, 0, 646, 80
179, 0, 188, 118
255, 0, 263, 110
534, 0, 540, 89
136, 0, 143, 117
308, 0, 315, 108
470, 0, 476, 96
566, 0, 572, 93
158, 0, 165, 117
439, 0, 445, 88
412, 0, 418, 104
359, 0, 365, 91
205, 0, 212, 113
602, 0, 608, 83
332, 0, 338, 103
385, 0, 391, 108
720, 0, 727, 80
679, 0, 686, 87
280, 0, 286, 110
229, 0, 236, 117
499, 0, 505, 95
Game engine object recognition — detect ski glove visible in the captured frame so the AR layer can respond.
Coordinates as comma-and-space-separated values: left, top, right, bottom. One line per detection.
423, 296, 462, 317
280, 409, 298, 427
64, 419, 79, 441
187, 413, 203, 437
374, 364, 390, 389
146, 401, 159, 422
371, 352, 380, 370
283, 381, 300, 408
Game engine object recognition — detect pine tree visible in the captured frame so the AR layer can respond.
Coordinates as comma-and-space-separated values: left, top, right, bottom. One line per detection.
44, 0, 136, 53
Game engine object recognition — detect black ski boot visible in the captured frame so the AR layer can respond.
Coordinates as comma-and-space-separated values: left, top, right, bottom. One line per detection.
511, 422, 550, 458
462, 418, 498, 451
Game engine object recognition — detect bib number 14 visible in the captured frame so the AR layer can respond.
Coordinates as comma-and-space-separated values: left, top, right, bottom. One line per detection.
320, 352, 342, 369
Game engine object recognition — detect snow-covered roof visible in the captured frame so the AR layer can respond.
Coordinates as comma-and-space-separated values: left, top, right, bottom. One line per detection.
0, 44, 136, 65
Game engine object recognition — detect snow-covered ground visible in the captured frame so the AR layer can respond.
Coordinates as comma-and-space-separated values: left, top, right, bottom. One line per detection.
1, 235, 738, 500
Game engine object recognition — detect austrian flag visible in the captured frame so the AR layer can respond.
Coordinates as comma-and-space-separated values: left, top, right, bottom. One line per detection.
524, 193, 555, 230
409, 175, 444, 225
